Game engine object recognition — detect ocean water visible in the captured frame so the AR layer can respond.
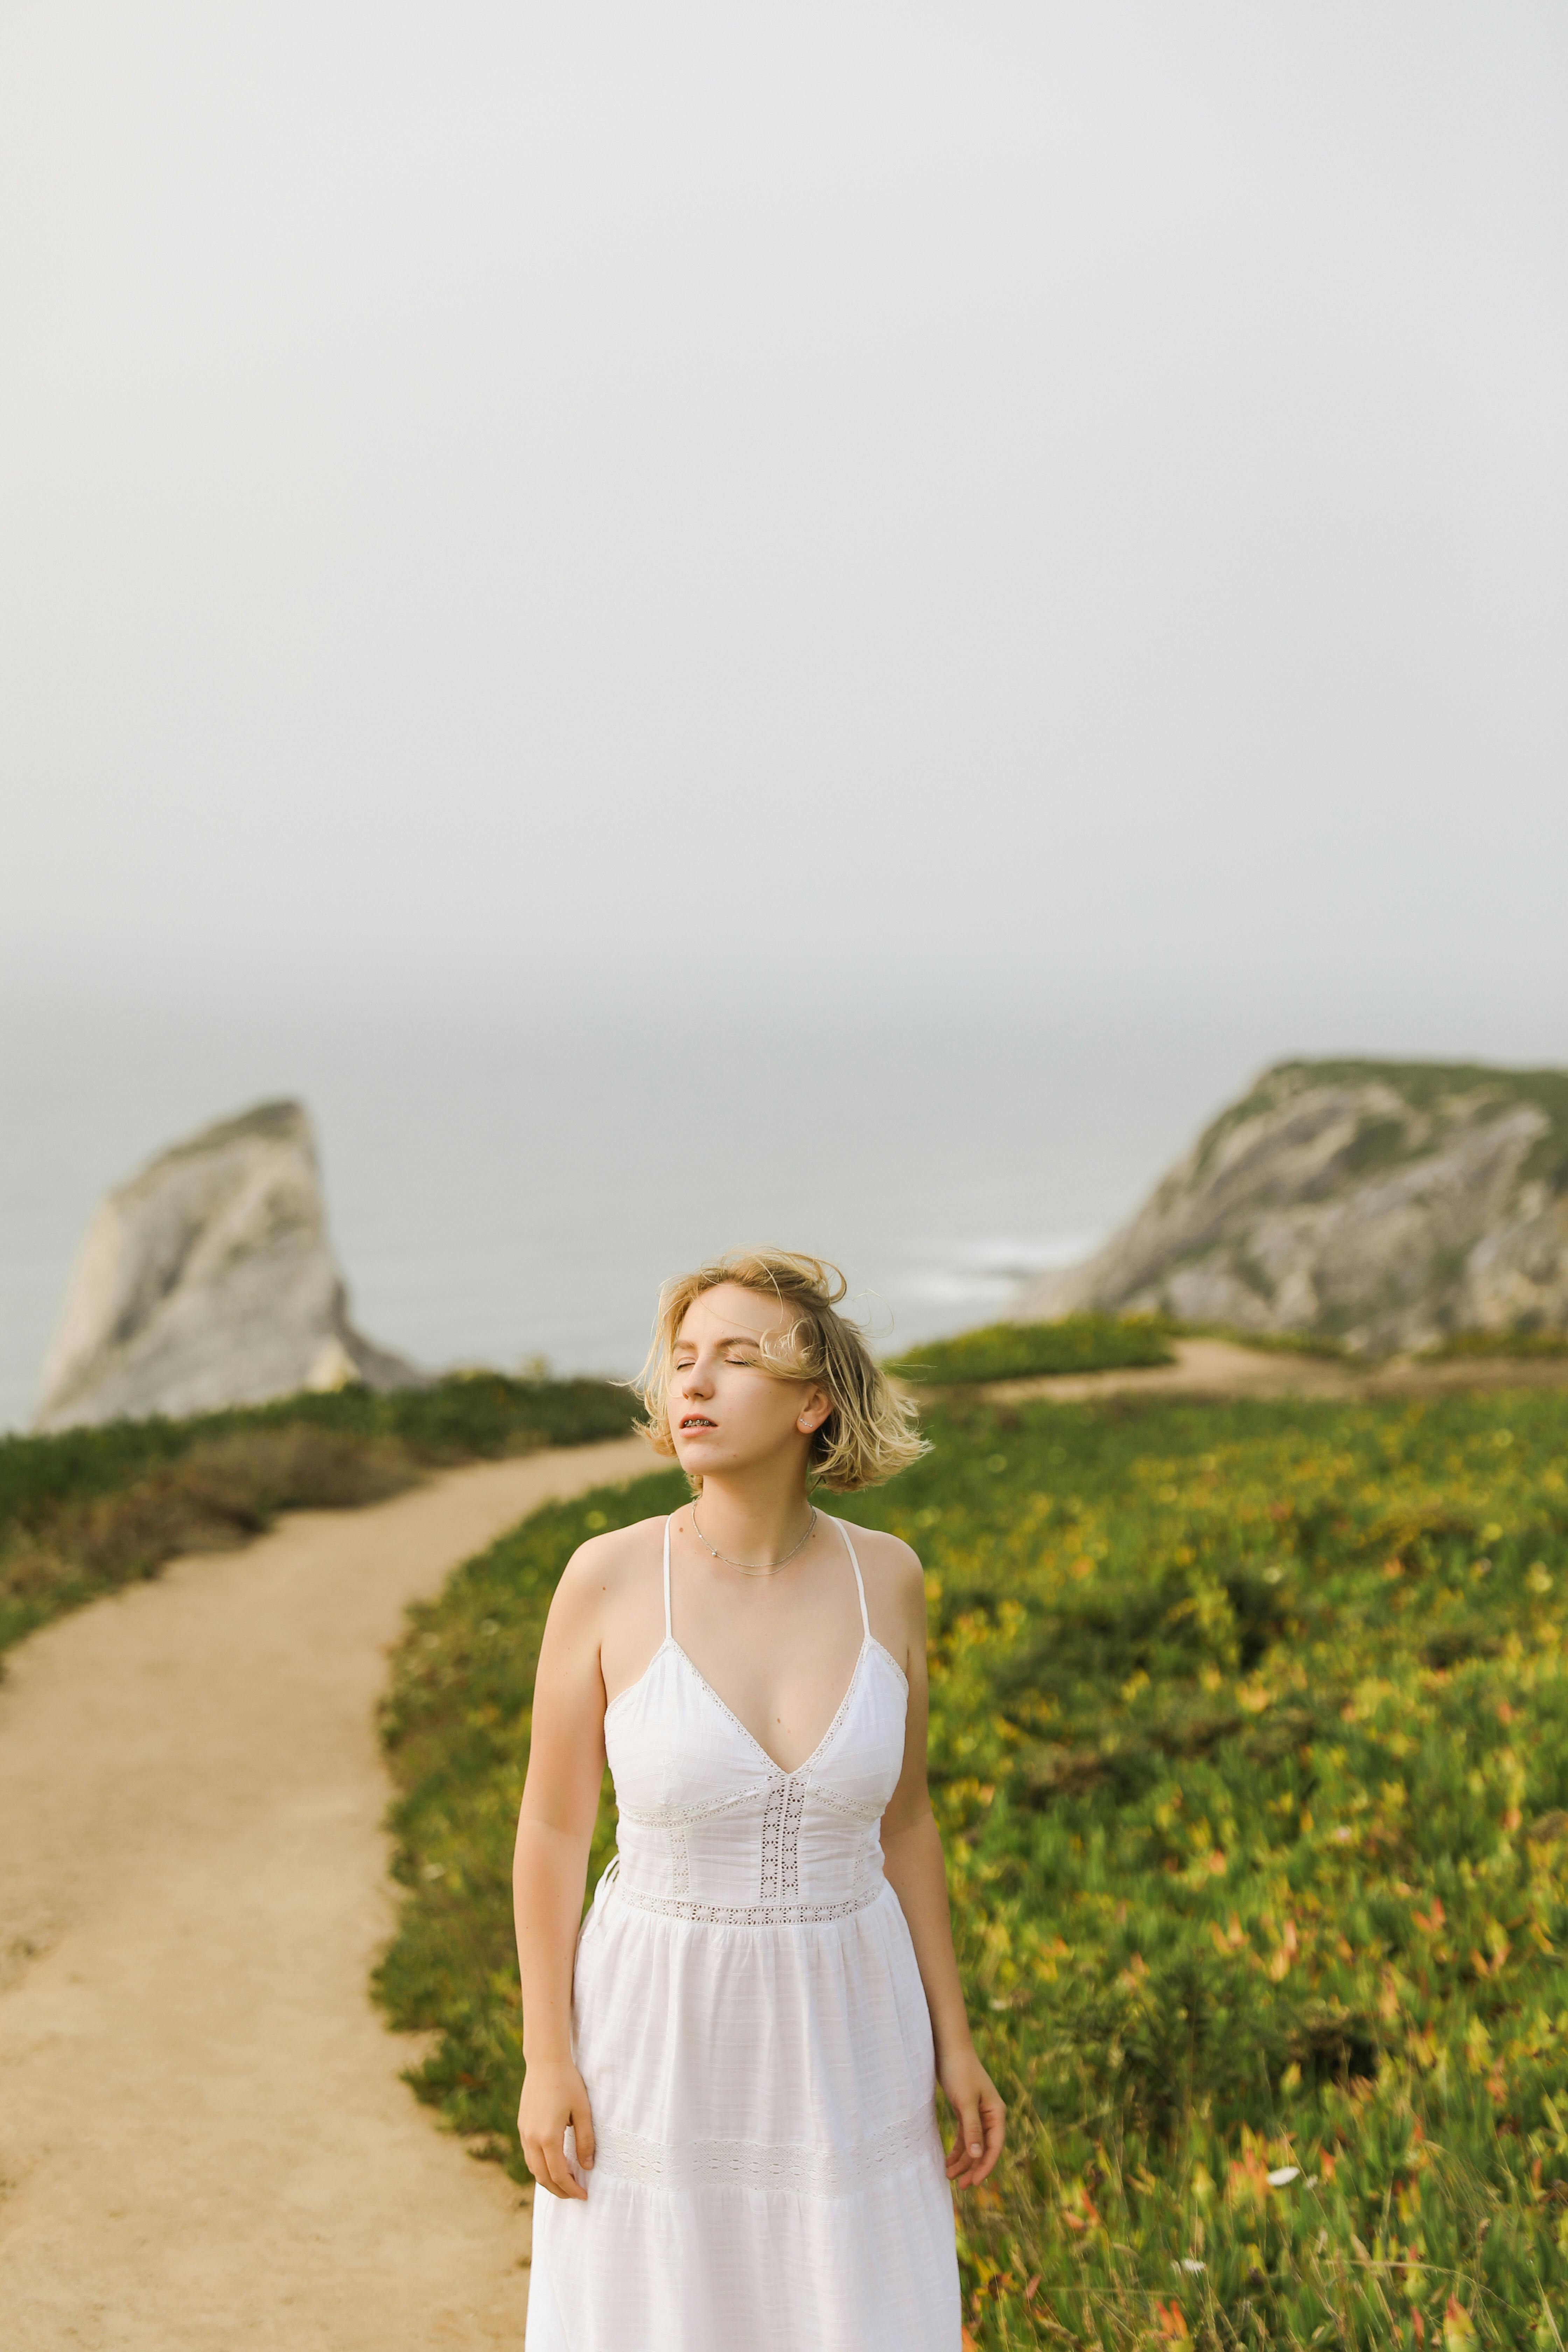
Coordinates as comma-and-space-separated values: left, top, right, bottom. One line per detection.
0, 981, 1257, 1432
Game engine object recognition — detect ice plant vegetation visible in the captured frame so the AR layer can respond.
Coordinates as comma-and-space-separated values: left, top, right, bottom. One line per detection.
377, 1388, 1568, 2348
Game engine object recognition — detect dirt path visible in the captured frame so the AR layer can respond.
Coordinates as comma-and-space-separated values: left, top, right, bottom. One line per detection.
0, 1436, 650, 2352
982, 1335, 1568, 1406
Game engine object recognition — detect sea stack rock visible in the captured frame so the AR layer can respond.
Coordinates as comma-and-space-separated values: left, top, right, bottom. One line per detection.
1014, 1059, 1568, 1356
34, 1099, 424, 1430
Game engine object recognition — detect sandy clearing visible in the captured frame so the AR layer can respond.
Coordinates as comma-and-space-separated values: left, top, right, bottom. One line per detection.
980, 1335, 1568, 1406
0, 1436, 650, 2352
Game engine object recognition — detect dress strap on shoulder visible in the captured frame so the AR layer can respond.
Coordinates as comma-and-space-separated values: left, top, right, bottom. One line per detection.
831, 1515, 871, 1642
663, 1515, 674, 1641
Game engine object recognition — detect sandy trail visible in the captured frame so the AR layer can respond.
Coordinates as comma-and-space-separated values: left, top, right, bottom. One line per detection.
983, 1335, 1568, 1406
0, 1436, 650, 2352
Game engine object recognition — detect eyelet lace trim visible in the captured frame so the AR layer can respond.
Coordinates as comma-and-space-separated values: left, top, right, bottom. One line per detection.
590, 2104, 942, 2200
758, 1775, 811, 1900
610, 1881, 882, 1928
760, 1779, 786, 1902
780, 1778, 807, 1898
618, 1786, 770, 1829
809, 1781, 886, 1824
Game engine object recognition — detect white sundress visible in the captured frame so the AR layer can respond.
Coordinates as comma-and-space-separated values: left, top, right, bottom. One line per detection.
525, 1513, 961, 2352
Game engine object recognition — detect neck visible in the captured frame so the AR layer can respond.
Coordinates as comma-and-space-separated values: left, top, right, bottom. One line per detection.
691, 1466, 817, 1566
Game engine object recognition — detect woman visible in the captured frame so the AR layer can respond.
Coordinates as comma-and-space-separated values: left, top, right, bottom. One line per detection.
514, 1250, 1005, 2350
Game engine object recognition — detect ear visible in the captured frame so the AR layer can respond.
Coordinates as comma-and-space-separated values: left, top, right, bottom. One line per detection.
797, 1385, 833, 1436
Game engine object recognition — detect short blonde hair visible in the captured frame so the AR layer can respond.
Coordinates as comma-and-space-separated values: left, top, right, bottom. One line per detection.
637, 1249, 928, 1493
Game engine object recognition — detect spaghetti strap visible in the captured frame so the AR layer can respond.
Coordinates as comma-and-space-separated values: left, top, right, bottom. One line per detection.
831, 1516, 871, 1642
663, 1515, 674, 1642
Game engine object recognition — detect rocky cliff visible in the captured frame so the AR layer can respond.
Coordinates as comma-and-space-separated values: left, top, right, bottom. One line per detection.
35, 1100, 424, 1430
1014, 1059, 1568, 1355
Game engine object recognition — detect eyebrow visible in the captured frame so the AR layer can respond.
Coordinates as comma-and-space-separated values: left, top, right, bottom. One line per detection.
674, 1331, 768, 1351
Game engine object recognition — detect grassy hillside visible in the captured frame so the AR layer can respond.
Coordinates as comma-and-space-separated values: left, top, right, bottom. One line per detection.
376, 1388, 1568, 2350
0, 1372, 636, 1662
888, 1316, 1176, 1385
1426, 1334, 1568, 1364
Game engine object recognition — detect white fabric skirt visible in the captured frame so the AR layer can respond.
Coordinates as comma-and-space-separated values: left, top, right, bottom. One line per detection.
526, 1877, 960, 2352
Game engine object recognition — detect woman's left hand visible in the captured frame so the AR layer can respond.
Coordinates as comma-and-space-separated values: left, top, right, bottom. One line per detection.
938, 2045, 1006, 2188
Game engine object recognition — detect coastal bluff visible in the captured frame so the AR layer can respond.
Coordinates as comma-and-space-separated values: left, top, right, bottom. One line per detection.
34, 1100, 423, 1430
1015, 1058, 1568, 1356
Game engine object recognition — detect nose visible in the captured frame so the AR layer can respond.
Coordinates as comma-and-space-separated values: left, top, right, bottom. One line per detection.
678, 1354, 713, 1398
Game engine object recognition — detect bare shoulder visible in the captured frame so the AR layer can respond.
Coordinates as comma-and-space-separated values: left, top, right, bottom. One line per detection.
840, 1519, 923, 1583
834, 1518, 925, 1615
549, 1514, 666, 1623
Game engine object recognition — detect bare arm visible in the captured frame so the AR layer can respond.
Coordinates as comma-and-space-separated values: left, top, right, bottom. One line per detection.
512, 1543, 612, 2200
877, 1540, 1006, 2190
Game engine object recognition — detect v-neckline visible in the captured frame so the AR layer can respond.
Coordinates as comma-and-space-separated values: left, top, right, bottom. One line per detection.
669, 1634, 869, 1781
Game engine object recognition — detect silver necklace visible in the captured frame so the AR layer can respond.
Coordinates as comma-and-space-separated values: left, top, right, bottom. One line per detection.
690, 1503, 818, 1576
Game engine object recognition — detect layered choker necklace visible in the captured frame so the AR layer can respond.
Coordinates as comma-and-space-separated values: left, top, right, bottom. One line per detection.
690, 1503, 818, 1577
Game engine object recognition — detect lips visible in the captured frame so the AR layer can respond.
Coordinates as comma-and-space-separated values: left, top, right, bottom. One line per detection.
680, 1415, 716, 1430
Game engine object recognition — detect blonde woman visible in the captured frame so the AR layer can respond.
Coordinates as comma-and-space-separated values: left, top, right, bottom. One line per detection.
514, 1252, 1004, 2350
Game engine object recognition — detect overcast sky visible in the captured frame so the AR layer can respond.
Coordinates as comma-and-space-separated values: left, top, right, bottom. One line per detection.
2, 1, 1564, 1049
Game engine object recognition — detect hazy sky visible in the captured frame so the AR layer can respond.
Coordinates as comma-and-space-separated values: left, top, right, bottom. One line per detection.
3, 1, 1564, 1048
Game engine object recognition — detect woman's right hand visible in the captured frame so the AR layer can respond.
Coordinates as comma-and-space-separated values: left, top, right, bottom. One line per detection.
519, 2058, 596, 2200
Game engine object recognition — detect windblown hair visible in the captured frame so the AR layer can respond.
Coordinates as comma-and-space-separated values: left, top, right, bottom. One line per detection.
636, 1249, 928, 1493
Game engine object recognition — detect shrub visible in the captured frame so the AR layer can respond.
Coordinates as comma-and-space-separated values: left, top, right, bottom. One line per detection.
373, 1470, 684, 2155
0, 1372, 636, 1661
1425, 1332, 1568, 1362
888, 1316, 1175, 1386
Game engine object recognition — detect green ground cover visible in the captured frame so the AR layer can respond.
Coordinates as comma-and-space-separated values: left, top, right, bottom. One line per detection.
889, 1316, 1176, 1385
0, 1372, 634, 1662
375, 1388, 1568, 2350
1425, 1335, 1568, 1364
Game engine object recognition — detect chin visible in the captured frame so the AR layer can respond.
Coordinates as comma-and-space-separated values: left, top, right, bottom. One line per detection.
678, 1442, 736, 1477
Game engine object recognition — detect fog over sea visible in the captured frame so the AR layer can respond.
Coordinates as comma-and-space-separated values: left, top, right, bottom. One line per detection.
0, 978, 1278, 1434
